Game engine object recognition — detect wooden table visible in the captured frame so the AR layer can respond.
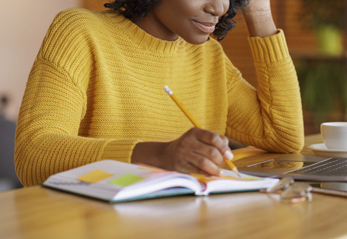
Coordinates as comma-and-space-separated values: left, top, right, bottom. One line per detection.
1, 134, 347, 239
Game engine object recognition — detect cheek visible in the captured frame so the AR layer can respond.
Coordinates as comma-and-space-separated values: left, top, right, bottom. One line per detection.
156, 8, 191, 33
172, 0, 198, 11
166, 0, 201, 18
224, 0, 230, 10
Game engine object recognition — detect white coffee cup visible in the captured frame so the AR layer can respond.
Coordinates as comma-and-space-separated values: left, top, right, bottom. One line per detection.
321, 122, 347, 150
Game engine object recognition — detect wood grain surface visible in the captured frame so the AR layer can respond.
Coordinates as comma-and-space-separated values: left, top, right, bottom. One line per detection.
2, 134, 347, 239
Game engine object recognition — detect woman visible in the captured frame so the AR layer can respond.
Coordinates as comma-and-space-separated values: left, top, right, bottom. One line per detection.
15, 0, 304, 186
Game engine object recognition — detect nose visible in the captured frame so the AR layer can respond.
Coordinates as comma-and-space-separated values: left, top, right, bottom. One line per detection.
203, 0, 229, 17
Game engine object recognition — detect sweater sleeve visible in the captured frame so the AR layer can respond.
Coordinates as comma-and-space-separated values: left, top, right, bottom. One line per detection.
14, 9, 138, 187
225, 30, 304, 153
15, 58, 138, 187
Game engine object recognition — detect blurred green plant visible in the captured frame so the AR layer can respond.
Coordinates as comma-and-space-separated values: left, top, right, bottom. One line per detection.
297, 60, 347, 125
299, 0, 344, 55
297, 0, 347, 131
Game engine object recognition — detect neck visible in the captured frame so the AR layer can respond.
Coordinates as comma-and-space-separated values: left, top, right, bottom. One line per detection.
132, 15, 178, 41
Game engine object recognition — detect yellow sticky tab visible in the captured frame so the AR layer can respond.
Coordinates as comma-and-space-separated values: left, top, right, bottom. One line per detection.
139, 166, 166, 172
190, 174, 217, 183
221, 176, 259, 181
77, 169, 114, 183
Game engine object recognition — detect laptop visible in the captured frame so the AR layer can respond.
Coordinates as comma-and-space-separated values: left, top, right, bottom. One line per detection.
238, 154, 347, 182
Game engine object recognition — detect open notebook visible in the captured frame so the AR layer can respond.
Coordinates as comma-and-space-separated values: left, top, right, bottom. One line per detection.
42, 160, 279, 203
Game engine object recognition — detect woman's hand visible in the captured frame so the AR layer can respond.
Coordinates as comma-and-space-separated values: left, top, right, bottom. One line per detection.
243, 0, 271, 15
131, 128, 234, 176
242, 0, 277, 37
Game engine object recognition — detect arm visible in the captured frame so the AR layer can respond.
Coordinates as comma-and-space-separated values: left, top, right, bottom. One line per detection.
14, 58, 137, 186
131, 128, 234, 176
16, 66, 231, 186
15, 10, 233, 186
14, 9, 139, 186
225, 0, 304, 152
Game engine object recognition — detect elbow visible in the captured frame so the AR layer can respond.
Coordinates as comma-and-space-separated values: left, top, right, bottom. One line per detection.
266, 120, 305, 153
264, 132, 305, 154
14, 147, 31, 187
15, 136, 40, 187
281, 141, 304, 154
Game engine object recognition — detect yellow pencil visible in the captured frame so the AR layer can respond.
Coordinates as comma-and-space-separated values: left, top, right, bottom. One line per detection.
164, 86, 241, 177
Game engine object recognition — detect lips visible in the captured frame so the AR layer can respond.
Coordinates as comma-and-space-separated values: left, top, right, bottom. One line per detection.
192, 20, 217, 34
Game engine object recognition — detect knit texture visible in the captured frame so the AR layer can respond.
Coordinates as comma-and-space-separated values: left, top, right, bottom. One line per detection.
15, 8, 304, 186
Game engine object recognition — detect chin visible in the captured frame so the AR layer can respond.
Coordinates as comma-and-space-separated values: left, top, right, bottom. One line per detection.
183, 35, 210, 45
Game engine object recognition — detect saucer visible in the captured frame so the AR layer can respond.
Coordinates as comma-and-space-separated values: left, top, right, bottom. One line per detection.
308, 143, 347, 158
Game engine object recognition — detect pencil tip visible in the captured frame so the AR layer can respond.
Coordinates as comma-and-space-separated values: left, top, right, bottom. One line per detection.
233, 168, 241, 178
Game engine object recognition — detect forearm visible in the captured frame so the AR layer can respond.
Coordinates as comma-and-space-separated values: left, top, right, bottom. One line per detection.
242, 0, 277, 37
15, 58, 137, 186
226, 31, 304, 153
15, 132, 112, 186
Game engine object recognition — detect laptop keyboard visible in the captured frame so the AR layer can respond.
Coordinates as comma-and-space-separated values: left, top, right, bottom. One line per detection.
289, 158, 347, 176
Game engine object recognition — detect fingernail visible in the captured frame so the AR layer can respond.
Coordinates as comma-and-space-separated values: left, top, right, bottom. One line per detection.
224, 150, 234, 160
219, 170, 224, 176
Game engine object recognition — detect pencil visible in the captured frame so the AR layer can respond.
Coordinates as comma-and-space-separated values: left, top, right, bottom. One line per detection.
164, 86, 241, 177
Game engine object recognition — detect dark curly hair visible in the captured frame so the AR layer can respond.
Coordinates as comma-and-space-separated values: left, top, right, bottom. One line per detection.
104, 0, 250, 40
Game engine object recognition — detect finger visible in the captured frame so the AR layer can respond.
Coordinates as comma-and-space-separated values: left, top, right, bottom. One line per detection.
186, 153, 221, 176
175, 161, 211, 177
220, 135, 229, 144
192, 143, 224, 165
196, 130, 232, 159
220, 135, 234, 160
220, 135, 231, 154
179, 128, 224, 165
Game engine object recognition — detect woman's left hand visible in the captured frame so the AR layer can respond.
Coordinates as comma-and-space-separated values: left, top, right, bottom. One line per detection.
242, 0, 277, 37
243, 0, 271, 15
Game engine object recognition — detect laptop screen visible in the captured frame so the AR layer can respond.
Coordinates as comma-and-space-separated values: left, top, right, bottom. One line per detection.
238, 154, 347, 182
248, 159, 315, 171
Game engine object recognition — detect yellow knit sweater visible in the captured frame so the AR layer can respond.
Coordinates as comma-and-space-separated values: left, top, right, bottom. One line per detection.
15, 8, 304, 186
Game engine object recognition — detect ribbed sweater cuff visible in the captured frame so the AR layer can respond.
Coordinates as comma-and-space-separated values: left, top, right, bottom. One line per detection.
101, 140, 138, 163
248, 29, 289, 63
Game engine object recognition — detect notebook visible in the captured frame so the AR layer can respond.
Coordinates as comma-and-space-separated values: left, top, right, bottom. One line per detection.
42, 160, 279, 203
238, 154, 347, 182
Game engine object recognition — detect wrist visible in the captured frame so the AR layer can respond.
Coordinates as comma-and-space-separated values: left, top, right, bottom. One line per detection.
242, 0, 272, 18
243, 11, 277, 37
131, 141, 168, 168
242, 3, 277, 38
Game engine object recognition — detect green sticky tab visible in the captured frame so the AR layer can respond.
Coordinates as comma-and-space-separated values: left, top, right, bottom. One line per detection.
241, 177, 260, 181
109, 173, 144, 187
77, 169, 114, 183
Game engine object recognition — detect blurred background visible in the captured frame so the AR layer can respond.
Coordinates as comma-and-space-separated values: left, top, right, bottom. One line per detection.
1, 0, 346, 191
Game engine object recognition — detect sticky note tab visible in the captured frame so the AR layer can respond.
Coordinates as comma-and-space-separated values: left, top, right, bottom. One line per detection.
109, 173, 144, 187
77, 169, 114, 183
139, 166, 166, 172
222, 176, 259, 181
190, 174, 219, 183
